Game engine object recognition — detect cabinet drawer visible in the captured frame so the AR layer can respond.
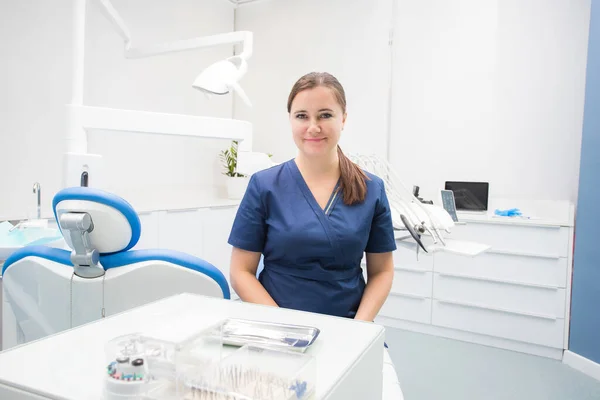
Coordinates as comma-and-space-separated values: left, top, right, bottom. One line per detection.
379, 294, 431, 324
432, 300, 564, 348
433, 273, 565, 318
158, 209, 204, 258
393, 240, 433, 271
201, 207, 238, 298
434, 251, 568, 288
391, 269, 432, 298
200, 207, 237, 271
133, 212, 159, 250
450, 223, 570, 257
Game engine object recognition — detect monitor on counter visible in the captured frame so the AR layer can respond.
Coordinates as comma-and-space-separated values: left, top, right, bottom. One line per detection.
444, 181, 489, 212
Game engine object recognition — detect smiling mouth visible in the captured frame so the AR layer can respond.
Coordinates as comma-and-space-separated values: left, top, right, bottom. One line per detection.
305, 138, 325, 142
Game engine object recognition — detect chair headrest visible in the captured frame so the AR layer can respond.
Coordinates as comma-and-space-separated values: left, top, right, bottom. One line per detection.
52, 187, 141, 255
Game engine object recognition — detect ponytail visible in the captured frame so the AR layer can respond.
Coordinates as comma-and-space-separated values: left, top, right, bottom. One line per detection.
337, 145, 369, 205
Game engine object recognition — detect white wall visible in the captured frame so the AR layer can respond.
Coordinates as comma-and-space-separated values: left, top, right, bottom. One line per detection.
236, 0, 590, 204
83, 0, 236, 209
233, 0, 394, 162
1, 0, 592, 221
0, 0, 73, 221
0, 0, 236, 220
390, 0, 591, 203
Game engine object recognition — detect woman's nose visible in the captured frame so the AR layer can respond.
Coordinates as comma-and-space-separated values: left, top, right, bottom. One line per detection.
307, 121, 321, 134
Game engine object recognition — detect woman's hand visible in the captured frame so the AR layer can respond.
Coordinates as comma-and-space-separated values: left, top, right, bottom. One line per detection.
355, 252, 394, 322
230, 247, 279, 307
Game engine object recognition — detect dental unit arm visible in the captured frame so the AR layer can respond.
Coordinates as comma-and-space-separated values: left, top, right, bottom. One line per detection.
349, 154, 489, 256
58, 212, 104, 278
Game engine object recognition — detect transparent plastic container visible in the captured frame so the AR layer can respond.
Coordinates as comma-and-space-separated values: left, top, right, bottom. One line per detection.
103, 322, 223, 400
176, 344, 316, 400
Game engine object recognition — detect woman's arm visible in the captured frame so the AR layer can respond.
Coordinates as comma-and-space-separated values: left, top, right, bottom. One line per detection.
355, 252, 394, 321
230, 247, 278, 307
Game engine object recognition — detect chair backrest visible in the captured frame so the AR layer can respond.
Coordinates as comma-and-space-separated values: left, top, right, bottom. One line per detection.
2, 187, 230, 350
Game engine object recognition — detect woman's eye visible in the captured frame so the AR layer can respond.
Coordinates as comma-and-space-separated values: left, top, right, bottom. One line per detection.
320, 113, 332, 119
295, 114, 307, 119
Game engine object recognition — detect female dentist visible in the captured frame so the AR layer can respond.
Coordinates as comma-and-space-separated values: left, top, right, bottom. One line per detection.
228, 71, 396, 320
228, 71, 402, 398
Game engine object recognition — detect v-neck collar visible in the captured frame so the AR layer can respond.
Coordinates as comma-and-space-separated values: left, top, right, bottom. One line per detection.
287, 159, 341, 216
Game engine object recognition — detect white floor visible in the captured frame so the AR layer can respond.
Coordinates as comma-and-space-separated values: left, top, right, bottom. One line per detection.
385, 327, 600, 400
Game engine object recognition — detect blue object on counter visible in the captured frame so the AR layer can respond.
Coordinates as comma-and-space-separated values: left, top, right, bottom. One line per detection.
494, 208, 522, 217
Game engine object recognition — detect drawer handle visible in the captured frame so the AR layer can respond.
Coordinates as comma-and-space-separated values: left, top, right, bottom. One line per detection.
437, 272, 559, 291
485, 249, 562, 260
436, 298, 557, 321
456, 220, 563, 229
209, 205, 238, 210
389, 293, 428, 300
394, 267, 428, 274
165, 208, 200, 214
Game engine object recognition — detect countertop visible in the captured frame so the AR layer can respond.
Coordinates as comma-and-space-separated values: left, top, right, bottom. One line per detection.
0, 185, 241, 222
455, 198, 575, 228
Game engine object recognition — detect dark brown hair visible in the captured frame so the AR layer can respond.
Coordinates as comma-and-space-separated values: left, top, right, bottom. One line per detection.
287, 72, 369, 205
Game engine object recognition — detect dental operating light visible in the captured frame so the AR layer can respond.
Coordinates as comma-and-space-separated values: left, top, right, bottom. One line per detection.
95, 0, 253, 105
192, 55, 252, 107
64, 0, 260, 189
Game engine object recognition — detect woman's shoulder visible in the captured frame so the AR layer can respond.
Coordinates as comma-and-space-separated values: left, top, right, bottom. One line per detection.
248, 160, 291, 189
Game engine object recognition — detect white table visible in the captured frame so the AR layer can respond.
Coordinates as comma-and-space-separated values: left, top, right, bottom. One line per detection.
0, 293, 385, 399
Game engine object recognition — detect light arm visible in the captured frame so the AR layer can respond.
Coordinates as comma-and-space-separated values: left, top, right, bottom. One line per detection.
125, 31, 253, 59
94, 0, 131, 43
94, 0, 253, 60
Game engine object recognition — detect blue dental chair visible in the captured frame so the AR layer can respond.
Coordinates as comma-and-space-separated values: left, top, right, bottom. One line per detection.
1, 187, 230, 350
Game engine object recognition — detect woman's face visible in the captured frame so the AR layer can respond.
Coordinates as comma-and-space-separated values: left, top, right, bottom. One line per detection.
289, 86, 346, 158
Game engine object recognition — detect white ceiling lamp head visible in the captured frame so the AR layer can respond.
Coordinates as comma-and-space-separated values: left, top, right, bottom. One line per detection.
192, 54, 252, 107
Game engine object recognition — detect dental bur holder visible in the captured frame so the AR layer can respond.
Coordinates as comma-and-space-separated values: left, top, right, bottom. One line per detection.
103, 323, 223, 400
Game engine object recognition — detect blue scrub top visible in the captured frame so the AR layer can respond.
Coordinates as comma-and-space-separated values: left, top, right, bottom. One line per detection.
228, 159, 397, 319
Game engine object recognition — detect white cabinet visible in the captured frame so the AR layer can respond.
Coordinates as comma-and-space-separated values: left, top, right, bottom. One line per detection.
158, 209, 205, 258
432, 273, 566, 320
431, 299, 565, 349
380, 295, 431, 324
378, 240, 435, 326
449, 222, 570, 257
393, 241, 434, 271
434, 251, 568, 288
200, 207, 237, 272
132, 212, 159, 250
391, 269, 432, 299
130, 205, 239, 299
200, 207, 238, 298
377, 203, 574, 360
